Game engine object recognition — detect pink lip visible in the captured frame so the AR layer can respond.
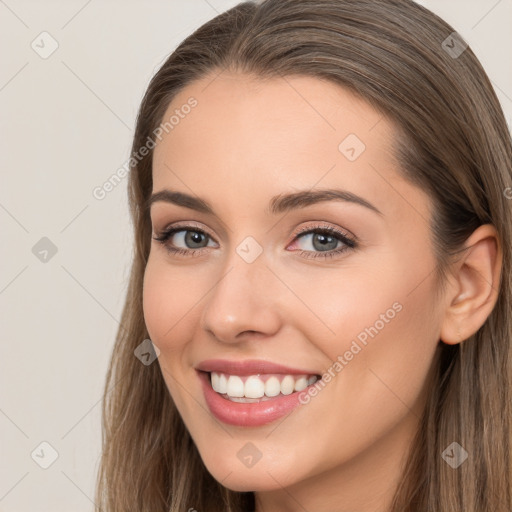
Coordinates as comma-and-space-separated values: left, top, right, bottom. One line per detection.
196, 358, 319, 376
195, 359, 321, 428
198, 371, 313, 427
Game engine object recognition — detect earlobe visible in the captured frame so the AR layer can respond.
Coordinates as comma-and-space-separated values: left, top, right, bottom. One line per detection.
439, 224, 502, 345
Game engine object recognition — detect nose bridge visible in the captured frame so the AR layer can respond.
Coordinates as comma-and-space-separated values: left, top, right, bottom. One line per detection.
200, 242, 281, 342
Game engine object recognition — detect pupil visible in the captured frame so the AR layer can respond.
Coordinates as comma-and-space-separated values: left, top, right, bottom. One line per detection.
314, 233, 336, 251
187, 231, 204, 247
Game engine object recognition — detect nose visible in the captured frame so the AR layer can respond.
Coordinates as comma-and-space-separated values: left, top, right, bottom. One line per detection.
200, 254, 282, 344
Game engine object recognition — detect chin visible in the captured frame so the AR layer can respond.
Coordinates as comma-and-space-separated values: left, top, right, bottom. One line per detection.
200, 454, 297, 492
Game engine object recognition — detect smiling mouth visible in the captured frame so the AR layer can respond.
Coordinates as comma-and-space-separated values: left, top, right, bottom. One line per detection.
206, 371, 321, 403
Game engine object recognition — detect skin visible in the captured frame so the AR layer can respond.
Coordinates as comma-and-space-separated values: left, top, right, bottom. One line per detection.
143, 71, 502, 512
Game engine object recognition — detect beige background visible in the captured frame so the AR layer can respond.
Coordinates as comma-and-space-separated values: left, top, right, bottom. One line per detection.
0, 0, 511, 510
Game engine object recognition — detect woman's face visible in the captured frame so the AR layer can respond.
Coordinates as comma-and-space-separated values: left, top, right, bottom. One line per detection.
143, 72, 445, 500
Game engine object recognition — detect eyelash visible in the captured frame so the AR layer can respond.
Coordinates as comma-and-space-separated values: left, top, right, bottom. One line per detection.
152, 223, 357, 260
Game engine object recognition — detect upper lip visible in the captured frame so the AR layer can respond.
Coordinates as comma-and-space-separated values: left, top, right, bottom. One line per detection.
195, 358, 320, 376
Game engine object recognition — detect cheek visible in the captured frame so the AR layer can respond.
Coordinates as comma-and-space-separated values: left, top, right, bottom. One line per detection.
286, 255, 440, 406
142, 260, 199, 412
142, 257, 217, 359
142, 259, 191, 352
277, 264, 403, 359
330, 270, 439, 422
360, 278, 441, 396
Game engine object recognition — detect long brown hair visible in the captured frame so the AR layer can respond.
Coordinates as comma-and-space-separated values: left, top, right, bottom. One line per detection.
95, 1, 512, 510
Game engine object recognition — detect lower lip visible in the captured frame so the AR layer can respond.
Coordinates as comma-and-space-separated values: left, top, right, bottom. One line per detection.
198, 371, 312, 427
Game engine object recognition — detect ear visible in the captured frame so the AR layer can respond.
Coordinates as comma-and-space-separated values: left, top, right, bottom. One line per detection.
439, 224, 502, 345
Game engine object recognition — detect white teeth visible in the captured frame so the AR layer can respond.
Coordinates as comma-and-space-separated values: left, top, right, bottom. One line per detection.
294, 376, 308, 391
280, 375, 295, 395
218, 373, 227, 394
210, 372, 319, 399
265, 376, 281, 397
226, 375, 244, 397
211, 372, 220, 392
244, 376, 265, 398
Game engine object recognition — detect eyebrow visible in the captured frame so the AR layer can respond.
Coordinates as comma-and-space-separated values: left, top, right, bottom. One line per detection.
147, 188, 383, 217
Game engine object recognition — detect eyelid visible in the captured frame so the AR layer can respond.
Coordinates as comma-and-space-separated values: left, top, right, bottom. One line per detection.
292, 222, 355, 242
154, 221, 354, 243
154, 220, 218, 241
152, 220, 357, 258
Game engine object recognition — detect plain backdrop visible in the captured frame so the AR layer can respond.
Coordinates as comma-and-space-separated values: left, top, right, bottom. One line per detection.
1, 0, 511, 510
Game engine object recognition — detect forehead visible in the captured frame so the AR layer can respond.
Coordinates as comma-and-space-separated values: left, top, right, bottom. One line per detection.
154, 71, 388, 162
151, 71, 431, 225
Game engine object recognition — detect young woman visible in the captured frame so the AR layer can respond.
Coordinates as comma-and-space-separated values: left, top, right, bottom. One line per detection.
95, 1, 512, 510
